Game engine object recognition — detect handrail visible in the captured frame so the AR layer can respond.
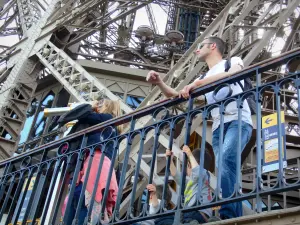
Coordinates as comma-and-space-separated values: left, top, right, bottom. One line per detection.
0, 47, 299, 225
0, 47, 299, 166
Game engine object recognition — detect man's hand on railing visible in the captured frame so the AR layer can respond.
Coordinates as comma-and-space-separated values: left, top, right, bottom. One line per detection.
178, 83, 197, 98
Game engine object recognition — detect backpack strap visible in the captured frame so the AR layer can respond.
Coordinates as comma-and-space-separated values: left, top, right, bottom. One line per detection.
225, 58, 231, 72
226, 58, 245, 91
201, 58, 230, 79
237, 81, 244, 91
199, 73, 207, 80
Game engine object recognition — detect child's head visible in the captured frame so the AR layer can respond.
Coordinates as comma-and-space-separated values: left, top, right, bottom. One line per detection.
155, 185, 172, 205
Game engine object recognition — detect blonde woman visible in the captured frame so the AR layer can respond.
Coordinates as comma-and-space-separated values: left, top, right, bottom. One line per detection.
83, 99, 123, 158
62, 100, 122, 225
78, 99, 123, 224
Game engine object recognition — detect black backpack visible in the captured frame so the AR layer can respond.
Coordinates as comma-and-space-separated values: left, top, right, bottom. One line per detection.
200, 59, 256, 115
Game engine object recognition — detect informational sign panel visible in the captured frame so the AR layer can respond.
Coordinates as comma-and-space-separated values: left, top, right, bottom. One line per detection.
262, 111, 287, 173
11, 174, 45, 224
18, 176, 36, 222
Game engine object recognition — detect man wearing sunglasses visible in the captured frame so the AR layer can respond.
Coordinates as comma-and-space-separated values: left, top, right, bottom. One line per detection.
146, 36, 253, 220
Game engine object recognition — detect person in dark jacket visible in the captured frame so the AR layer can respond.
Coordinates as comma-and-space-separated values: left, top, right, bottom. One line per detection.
82, 99, 123, 160
61, 99, 123, 225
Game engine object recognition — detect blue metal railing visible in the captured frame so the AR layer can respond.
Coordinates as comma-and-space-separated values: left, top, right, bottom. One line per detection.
0, 48, 299, 225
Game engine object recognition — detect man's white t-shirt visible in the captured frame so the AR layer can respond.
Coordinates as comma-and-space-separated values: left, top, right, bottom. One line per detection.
201, 57, 253, 132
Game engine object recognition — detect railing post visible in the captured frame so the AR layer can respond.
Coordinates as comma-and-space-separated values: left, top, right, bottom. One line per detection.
0, 174, 15, 221
62, 135, 88, 225
197, 110, 208, 204
235, 97, 243, 199
255, 70, 263, 213
3, 171, 26, 225
113, 117, 136, 221
0, 162, 12, 203
128, 131, 146, 218
275, 84, 285, 188
174, 97, 193, 224
163, 120, 175, 210
216, 103, 225, 202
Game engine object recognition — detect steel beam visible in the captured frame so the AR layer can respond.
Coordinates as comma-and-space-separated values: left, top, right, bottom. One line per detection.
243, 0, 299, 66
0, 0, 60, 157
75, 52, 169, 71
65, 1, 152, 47
16, 0, 43, 35
36, 41, 134, 113
281, 16, 300, 53
145, 4, 158, 34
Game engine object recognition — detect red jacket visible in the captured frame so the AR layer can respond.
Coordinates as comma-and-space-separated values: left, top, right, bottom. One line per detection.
81, 150, 118, 215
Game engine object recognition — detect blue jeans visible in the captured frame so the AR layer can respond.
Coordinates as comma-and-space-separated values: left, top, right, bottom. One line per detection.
212, 120, 252, 219
65, 183, 88, 225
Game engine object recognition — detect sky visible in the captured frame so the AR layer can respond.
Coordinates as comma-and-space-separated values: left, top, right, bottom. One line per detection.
132, 4, 167, 35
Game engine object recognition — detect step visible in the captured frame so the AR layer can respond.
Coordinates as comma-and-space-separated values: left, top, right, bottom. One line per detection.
207, 206, 300, 225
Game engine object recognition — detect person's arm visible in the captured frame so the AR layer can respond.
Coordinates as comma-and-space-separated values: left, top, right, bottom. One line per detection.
146, 70, 178, 98
165, 149, 177, 177
182, 145, 201, 183
147, 184, 161, 214
157, 81, 179, 98
80, 112, 113, 125
165, 149, 182, 184
179, 57, 244, 98
194, 64, 242, 87
182, 145, 199, 169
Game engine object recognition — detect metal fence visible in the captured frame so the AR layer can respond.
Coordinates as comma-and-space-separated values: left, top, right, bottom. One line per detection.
0, 48, 300, 225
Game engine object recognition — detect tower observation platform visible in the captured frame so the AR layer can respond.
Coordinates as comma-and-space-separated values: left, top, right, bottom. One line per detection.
0, 0, 299, 224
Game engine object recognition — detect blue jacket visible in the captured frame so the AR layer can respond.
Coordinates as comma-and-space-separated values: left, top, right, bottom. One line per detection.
78, 112, 117, 160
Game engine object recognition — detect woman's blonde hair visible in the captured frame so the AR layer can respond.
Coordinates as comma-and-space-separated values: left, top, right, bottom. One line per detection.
98, 99, 123, 133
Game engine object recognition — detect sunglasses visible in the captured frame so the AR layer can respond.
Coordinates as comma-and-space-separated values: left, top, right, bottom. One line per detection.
197, 42, 214, 50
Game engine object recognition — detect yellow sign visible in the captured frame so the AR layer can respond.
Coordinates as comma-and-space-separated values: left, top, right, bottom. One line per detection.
262, 111, 285, 129
262, 111, 287, 173
264, 137, 284, 163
